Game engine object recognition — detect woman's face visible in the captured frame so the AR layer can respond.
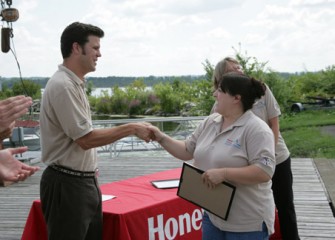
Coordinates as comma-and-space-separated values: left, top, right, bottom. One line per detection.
225, 61, 243, 74
213, 88, 235, 115
214, 61, 243, 89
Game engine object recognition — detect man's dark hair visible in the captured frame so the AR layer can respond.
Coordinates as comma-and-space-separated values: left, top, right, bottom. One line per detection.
61, 22, 104, 58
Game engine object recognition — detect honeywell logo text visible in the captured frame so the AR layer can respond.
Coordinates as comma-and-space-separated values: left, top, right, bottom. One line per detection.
148, 208, 203, 240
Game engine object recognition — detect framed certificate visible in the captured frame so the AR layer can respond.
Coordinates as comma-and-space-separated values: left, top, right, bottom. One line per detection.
177, 162, 236, 220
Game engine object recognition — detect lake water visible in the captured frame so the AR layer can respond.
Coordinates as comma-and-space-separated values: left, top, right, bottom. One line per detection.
91, 87, 153, 97
42, 87, 153, 97
91, 88, 113, 97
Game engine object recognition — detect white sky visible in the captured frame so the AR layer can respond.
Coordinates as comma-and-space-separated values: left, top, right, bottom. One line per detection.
1, 0, 335, 78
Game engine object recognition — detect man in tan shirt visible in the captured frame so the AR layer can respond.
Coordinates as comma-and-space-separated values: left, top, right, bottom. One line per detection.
39, 22, 152, 240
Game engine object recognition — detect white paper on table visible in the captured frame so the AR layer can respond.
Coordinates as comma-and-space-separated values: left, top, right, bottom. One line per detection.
102, 194, 116, 201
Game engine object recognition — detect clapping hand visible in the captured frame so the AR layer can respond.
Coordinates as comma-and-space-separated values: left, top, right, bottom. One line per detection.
0, 147, 40, 182
0, 96, 33, 132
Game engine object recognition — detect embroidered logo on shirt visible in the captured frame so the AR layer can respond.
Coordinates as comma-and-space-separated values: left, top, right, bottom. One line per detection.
260, 157, 272, 166
254, 98, 265, 106
224, 139, 241, 149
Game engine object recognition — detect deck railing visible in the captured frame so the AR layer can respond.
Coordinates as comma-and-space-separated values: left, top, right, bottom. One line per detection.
7, 116, 206, 157
93, 116, 206, 157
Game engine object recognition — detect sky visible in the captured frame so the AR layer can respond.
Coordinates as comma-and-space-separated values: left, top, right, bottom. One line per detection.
1, 0, 335, 78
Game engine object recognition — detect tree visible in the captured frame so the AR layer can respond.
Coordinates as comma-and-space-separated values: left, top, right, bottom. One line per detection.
124, 79, 149, 116
12, 80, 41, 99
321, 65, 335, 95
0, 83, 13, 99
153, 82, 182, 115
86, 80, 94, 96
110, 86, 127, 114
179, 60, 215, 116
232, 44, 293, 112
190, 79, 215, 115
202, 59, 214, 82
233, 43, 268, 80
94, 90, 112, 114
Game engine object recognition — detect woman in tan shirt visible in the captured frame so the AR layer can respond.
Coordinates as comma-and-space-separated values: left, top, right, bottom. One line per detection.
149, 73, 276, 239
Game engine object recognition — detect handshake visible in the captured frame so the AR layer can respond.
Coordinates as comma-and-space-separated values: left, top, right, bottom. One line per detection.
132, 122, 166, 144
130, 120, 193, 162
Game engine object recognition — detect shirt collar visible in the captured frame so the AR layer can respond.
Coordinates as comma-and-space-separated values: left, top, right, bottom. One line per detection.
58, 64, 86, 87
213, 110, 254, 132
236, 110, 254, 126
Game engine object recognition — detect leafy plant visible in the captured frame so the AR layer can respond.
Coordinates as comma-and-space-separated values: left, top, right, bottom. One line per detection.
12, 79, 41, 99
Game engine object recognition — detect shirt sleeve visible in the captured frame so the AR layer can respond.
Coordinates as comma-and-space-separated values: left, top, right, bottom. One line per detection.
246, 120, 276, 177
264, 85, 281, 119
52, 85, 93, 140
185, 114, 216, 154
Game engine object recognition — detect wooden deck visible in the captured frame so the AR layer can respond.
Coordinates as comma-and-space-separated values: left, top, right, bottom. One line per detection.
0, 155, 334, 239
292, 158, 335, 239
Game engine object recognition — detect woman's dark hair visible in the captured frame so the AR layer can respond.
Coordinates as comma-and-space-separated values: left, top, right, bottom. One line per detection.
61, 22, 104, 59
219, 73, 266, 112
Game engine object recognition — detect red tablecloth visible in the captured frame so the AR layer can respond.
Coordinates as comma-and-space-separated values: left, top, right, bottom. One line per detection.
22, 168, 282, 239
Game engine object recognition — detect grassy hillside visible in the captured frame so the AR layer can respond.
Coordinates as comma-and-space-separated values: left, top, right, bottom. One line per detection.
280, 110, 335, 158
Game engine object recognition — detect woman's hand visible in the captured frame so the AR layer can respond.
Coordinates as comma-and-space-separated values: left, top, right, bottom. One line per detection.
147, 125, 166, 143
202, 168, 227, 189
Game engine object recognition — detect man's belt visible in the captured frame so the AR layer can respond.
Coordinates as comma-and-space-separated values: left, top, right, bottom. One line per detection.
49, 165, 98, 178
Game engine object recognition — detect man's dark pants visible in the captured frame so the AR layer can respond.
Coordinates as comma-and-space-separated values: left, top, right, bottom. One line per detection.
40, 167, 103, 240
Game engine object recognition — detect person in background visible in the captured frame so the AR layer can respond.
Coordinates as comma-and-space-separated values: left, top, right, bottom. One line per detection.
149, 73, 276, 239
39, 22, 152, 240
0, 95, 39, 182
212, 57, 300, 240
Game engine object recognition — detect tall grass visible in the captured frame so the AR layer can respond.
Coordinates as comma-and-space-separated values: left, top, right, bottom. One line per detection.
280, 110, 335, 158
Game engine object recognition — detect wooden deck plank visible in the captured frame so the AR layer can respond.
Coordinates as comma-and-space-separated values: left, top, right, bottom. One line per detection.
0, 156, 334, 239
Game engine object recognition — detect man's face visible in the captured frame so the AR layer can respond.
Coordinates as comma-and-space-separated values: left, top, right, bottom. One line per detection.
79, 35, 102, 74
